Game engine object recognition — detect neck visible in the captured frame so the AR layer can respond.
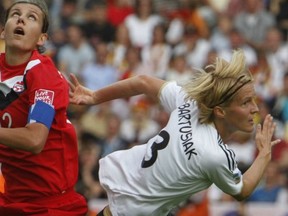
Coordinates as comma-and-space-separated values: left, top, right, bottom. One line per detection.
213, 119, 235, 143
5, 48, 33, 66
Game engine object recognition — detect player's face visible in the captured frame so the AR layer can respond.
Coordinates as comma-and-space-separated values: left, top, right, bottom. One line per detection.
1, 3, 47, 52
222, 83, 259, 133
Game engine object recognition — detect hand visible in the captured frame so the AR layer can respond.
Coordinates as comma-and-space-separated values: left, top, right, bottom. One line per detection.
255, 114, 281, 157
68, 74, 95, 105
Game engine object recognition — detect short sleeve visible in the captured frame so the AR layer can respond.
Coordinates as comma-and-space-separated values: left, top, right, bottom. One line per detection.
25, 58, 68, 109
159, 81, 186, 113
203, 144, 243, 196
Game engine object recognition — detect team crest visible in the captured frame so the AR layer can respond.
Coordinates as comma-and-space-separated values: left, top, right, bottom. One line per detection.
13, 81, 25, 92
34, 89, 54, 105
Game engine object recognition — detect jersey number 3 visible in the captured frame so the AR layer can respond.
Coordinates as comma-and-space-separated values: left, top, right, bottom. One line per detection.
141, 130, 170, 168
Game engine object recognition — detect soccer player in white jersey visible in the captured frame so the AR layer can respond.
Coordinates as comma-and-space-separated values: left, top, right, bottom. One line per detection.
69, 49, 280, 216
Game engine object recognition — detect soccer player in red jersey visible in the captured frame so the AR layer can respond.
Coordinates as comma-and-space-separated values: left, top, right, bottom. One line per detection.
0, 0, 87, 215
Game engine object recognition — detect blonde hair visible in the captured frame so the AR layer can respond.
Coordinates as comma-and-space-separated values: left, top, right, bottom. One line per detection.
183, 49, 253, 124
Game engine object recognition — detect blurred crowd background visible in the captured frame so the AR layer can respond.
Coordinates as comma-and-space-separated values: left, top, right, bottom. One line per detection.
1, 0, 288, 215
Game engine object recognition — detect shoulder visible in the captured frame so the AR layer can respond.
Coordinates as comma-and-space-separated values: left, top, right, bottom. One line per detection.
150, 14, 164, 23
159, 81, 187, 112
26, 52, 63, 82
201, 132, 237, 172
30, 52, 57, 72
160, 81, 182, 95
124, 14, 137, 23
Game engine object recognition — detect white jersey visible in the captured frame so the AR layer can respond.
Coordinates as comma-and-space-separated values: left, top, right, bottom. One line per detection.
99, 82, 243, 216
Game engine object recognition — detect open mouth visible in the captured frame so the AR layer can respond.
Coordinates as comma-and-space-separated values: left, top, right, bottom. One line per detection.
14, 27, 25, 35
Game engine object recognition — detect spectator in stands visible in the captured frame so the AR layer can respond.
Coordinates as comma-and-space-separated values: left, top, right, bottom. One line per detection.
210, 15, 233, 52
217, 28, 257, 67
45, 27, 66, 64
57, 22, 95, 78
81, 42, 119, 91
267, 0, 288, 41
56, 0, 78, 30
225, 0, 244, 18
82, 1, 116, 45
272, 71, 288, 125
247, 161, 288, 203
165, 0, 210, 40
165, 54, 194, 85
100, 113, 128, 157
262, 27, 288, 100
107, 23, 131, 72
173, 25, 211, 69
233, 0, 276, 51
77, 133, 106, 200
107, 0, 134, 27
142, 23, 172, 79
119, 98, 160, 147
250, 50, 274, 104
120, 45, 154, 79
124, 0, 164, 48
79, 102, 113, 141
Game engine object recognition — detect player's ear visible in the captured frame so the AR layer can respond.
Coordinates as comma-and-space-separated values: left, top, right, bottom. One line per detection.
0, 29, 5, 40
213, 106, 225, 119
36, 33, 48, 46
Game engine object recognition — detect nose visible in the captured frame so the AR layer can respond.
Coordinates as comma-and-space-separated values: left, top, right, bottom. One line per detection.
251, 99, 259, 114
16, 16, 24, 24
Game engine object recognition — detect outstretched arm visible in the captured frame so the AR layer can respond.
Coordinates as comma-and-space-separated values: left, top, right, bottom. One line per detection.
232, 114, 281, 201
69, 74, 167, 105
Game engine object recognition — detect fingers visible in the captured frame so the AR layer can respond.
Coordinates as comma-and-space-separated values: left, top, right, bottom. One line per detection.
70, 74, 80, 86
271, 139, 281, 146
262, 114, 275, 138
259, 114, 282, 145
68, 80, 75, 92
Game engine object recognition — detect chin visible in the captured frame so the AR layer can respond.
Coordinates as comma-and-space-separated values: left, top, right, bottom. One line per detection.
243, 125, 255, 133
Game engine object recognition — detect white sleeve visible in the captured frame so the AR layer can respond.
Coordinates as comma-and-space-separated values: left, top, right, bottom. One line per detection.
159, 81, 186, 113
203, 144, 243, 196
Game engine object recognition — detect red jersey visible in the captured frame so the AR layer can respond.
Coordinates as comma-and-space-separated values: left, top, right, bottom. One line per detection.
0, 50, 79, 203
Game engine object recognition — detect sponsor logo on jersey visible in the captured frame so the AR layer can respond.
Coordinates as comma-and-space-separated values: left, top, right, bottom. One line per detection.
34, 89, 54, 105
13, 81, 25, 92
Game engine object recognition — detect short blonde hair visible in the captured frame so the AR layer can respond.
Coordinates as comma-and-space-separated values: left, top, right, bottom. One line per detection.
183, 49, 253, 124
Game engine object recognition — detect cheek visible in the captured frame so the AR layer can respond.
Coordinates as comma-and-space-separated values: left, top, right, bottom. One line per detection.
227, 108, 248, 124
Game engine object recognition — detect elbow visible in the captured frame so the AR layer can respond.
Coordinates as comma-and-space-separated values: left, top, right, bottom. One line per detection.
135, 74, 152, 87
132, 75, 154, 94
233, 194, 248, 202
134, 74, 164, 99
232, 189, 251, 202
29, 140, 45, 154
24, 132, 46, 154
25, 123, 49, 154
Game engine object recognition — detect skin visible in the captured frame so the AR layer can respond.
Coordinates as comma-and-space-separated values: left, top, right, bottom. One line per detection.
214, 83, 259, 142
1, 3, 47, 65
0, 3, 49, 154
69, 74, 281, 201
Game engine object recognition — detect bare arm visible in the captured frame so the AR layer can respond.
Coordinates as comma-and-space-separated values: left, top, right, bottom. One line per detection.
69, 74, 167, 105
0, 123, 49, 154
232, 115, 281, 201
